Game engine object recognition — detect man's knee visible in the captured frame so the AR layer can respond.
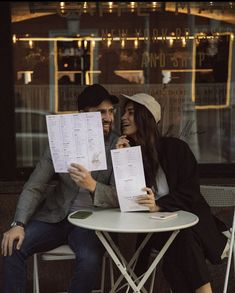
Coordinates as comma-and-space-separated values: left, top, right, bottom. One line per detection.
76, 246, 104, 267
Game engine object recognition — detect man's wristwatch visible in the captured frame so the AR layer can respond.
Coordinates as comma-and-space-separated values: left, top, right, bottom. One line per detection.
10, 221, 25, 228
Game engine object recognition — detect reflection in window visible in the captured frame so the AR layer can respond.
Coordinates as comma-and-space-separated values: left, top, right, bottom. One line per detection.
12, 2, 235, 167
15, 109, 49, 167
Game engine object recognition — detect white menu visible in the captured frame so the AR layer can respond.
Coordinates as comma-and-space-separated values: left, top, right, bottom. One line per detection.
111, 146, 148, 212
46, 112, 107, 173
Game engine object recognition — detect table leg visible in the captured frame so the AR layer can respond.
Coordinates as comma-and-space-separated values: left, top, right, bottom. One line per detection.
96, 230, 179, 293
136, 230, 179, 291
96, 230, 146, 293
106, 232, 152, 293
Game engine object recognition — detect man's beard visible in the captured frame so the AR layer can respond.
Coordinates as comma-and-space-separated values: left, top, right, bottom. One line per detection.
103, 121, 112, 137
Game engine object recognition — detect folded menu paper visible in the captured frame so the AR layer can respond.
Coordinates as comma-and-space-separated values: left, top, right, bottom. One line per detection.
111, 146, 149, 212
46, 112, 107, 173
150, 212, 178, 220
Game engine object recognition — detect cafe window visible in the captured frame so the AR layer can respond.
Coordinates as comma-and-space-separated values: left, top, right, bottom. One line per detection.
11, 2, 235, 173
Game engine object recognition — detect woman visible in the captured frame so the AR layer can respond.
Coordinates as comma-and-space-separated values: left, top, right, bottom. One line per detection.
116, 93, 229, 293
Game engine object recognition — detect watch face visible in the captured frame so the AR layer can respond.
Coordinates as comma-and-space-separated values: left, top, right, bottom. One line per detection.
10, 221, 16, 227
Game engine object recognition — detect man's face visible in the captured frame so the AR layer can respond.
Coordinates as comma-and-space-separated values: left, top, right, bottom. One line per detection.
88, 100, 115, 136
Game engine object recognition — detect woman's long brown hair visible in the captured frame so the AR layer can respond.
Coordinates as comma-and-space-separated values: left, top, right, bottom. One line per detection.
132, 102, 161, 191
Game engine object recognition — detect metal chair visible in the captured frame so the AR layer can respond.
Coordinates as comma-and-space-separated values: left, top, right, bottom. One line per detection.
200, 185, 235, 293
148, 248, 158, 293
33, 244, 114, 293
148, 185, 235, 293
148, 249, 173, 293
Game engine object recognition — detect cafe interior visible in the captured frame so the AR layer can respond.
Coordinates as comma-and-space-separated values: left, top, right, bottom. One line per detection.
0, 2, 235, 292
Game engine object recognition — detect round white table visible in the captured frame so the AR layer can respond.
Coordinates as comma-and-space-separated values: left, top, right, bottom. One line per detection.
68, 208, 198, 233
68, 208, 199, 293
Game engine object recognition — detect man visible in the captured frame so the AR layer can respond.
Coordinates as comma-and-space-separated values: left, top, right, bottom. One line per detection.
1, 84, 119, 293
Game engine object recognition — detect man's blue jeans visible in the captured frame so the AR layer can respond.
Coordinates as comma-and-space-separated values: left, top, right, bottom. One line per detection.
3, 218, 104, 293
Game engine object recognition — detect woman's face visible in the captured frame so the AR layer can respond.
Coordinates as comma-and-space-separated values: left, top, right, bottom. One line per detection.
121, 101, 137, 138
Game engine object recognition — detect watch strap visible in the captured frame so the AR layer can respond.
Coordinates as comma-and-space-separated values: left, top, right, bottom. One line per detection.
10, 221, 25, 228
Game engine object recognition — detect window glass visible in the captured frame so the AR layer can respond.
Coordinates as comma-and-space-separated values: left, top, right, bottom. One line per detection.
11, 2, 235, 167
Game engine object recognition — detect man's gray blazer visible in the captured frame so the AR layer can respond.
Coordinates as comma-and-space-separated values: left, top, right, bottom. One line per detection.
14, 132, 119, 224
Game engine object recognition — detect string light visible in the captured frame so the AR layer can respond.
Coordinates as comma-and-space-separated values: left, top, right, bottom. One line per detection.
209, 2, 214, 13
134, 39, 139, 48
107, 34, 112, 47
168, 32, 175, 47
84, 40, 88, 49
29, 40, 33, 49
83, 2, 87, 13
109, 2, 113, 13
182, 37, 186, 47
12, 34, 17, 44
14, 32, 233, 50
28, 2, 233, 16
107, 39, 112, 47
130, 2, 135, 12
60, 2, 65, 14
168, 38, 174, 47
152, 2, 157, 11
15, 35, 225, 42
121, 39, 125, 48
91, 40, 96, 48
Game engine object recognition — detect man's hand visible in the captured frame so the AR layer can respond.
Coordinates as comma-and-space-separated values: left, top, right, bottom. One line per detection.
68, 163, 97, 193
1, 226, 25, 256
136, 187, 161, 212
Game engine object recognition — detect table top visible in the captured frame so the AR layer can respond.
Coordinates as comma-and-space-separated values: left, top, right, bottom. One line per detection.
68, 208, 199, 233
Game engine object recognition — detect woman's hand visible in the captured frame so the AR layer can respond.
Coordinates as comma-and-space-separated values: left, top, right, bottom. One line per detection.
116, 135, 130, 149
136, 187, 161, 212
68, 163, 96, 193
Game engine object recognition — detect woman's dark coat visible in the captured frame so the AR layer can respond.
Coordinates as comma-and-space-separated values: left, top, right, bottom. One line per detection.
157, 137, 227, 264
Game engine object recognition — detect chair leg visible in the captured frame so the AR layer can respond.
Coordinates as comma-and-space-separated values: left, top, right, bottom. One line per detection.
149, 267, 157, 293
92, 253, 107, 293
33, 254, 40, 293
100, 252, 106, 293
108, 255, 114, 288
93, 252, 114, 293
234, 243, 235, 277
33, 251, 113, 293
223, 217, 235, 293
